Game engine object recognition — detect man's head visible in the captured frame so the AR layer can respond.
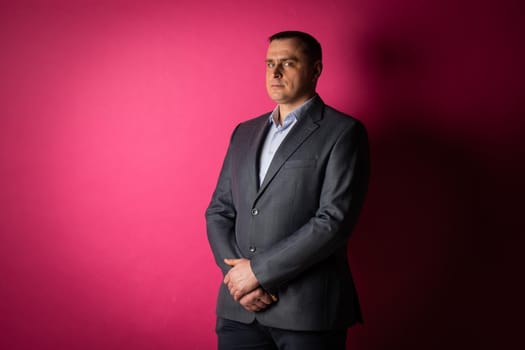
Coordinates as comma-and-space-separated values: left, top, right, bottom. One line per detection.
266, 31, 323, 109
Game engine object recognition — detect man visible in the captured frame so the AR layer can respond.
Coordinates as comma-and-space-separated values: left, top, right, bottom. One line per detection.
206, 31, 369, 349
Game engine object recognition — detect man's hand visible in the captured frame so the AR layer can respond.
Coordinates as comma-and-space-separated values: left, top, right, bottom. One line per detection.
223, 258, 259, 301
239, 288, 278, 312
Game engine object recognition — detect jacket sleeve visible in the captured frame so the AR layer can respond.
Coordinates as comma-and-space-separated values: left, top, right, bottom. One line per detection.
250, 121, 370, 291
205, 125, 242, 275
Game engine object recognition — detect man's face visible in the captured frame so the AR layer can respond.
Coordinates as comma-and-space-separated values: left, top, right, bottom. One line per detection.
265, 38, 321, 107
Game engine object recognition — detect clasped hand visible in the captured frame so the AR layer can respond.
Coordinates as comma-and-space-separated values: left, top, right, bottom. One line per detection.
224, 258, 277, 312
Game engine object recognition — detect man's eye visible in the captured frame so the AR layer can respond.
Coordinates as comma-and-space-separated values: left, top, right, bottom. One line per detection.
283, 61, 294, 67
267, 62, 275, 68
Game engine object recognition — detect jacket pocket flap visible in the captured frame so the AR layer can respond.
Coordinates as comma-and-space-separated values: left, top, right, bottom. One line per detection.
284, 159, 317, 168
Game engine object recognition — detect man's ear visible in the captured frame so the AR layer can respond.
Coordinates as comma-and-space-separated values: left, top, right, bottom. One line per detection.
313, 60, 323, 81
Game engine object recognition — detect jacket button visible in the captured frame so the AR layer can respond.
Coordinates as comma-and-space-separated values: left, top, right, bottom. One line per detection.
251, 208, 259, 216
249, 246, 256, 253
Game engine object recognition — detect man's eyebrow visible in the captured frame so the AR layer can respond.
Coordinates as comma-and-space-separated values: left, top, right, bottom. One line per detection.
265, 56, 299, 62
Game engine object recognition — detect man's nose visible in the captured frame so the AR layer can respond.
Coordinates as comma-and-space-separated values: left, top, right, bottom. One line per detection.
272, 64, 283, 78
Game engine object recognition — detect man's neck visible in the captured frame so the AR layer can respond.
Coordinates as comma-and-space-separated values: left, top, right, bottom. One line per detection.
278, 93, 316, 124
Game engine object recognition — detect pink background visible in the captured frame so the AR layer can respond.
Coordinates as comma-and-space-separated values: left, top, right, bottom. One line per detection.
1, 0, 523, 349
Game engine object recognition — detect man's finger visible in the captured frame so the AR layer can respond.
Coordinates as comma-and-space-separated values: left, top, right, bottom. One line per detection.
253, 299, 267, 309
243, 304, 260, 312
227, 283, 242, 300
249, 289, 271, 305
227, 282, 235, 295
258, 294, 273, 305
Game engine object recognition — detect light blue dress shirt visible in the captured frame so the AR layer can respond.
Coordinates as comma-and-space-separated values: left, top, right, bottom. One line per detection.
259, 96, 317, 185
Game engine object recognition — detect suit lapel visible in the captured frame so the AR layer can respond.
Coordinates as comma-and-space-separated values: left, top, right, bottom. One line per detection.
256, 97, 324, 199
247, 114, 271, 195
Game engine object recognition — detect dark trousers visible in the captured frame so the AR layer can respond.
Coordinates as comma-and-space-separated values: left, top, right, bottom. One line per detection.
216, 317, 347, 350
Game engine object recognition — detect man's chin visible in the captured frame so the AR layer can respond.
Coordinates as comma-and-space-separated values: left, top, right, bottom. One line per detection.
267, 93, 287, 103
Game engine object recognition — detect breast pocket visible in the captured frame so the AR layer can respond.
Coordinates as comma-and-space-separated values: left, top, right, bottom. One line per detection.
283, 159, 317, 168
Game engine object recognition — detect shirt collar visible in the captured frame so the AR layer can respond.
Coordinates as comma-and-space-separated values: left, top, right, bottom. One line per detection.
268, 94, 318, 127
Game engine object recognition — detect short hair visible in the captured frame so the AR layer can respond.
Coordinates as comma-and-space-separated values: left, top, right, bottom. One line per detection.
269, 31, 322, 64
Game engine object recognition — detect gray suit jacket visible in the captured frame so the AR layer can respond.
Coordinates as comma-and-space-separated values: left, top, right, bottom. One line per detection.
206, 96, 369, 331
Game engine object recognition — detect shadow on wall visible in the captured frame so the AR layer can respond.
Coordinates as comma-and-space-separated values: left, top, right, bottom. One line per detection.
346, 3, 524, 349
